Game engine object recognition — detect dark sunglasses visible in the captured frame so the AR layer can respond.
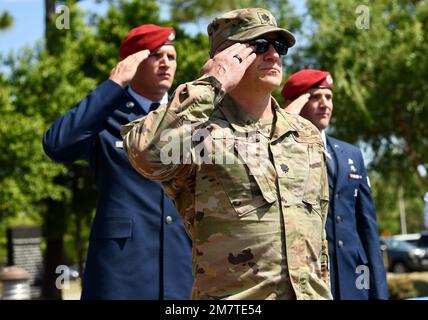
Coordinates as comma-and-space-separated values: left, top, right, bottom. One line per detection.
248, 38, 288, 56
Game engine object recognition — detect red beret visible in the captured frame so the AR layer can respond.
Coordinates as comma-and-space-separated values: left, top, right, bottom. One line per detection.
281, 69, 334, 100
119, 24, 175, 59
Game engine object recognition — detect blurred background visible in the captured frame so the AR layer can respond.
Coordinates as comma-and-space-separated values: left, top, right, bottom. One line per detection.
0, 0, 427, 300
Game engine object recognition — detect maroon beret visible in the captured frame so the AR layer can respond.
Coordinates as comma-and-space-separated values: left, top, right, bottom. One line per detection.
281, 69, 333, 100
119, 24, 175, 59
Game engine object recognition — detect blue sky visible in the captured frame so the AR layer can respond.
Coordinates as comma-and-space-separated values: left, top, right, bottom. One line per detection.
0, 0, 307, 57
0, 0, 43, 56
0, 0, 109, 56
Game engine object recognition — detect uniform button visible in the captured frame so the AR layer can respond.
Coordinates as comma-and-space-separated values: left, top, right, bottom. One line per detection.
335, 193, 340, 200
338, 240, 344, 248
165, 216, 173, 224
126, 101, 135, 108
336, 216, 343, 223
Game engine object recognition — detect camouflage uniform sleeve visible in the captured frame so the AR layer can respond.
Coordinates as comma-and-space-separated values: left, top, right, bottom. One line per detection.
319, 154, 331, 288
121, 75, 226, 182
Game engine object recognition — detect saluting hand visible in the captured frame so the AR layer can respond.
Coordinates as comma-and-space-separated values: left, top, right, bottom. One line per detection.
200, 43, 256, 93
109, 49, 150, 88
284, 93, 311, 114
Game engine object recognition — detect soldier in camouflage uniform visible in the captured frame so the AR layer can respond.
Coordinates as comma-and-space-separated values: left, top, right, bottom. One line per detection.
121, 8, 332, 300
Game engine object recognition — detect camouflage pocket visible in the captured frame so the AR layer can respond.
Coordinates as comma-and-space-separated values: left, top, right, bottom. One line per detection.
211, 133, 276, 217
215, 162, 275, 217
302, 144, 326, 205
275, 137, 310, 206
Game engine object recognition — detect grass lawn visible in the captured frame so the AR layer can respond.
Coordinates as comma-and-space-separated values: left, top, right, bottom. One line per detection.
41, 272, 428, 300
387, 271, 428, 299
61, 280, 82, 300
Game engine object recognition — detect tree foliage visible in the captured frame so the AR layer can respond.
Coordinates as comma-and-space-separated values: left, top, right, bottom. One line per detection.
164, 0, 300, 30
303, 0, 428, 232
304, 0, 428, 182
0, 11, 13, 29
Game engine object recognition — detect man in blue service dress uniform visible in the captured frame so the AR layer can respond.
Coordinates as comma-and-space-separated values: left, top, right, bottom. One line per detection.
281, 69, 388, 300
42, 24, 192, 299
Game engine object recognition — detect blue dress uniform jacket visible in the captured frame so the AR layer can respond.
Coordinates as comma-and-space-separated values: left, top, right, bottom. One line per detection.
325, 136, 388, 300
42, 80, 193, 299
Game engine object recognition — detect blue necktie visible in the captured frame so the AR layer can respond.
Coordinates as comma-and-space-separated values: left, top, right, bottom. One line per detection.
325, 143, 336, 179
149, 102, 160, 112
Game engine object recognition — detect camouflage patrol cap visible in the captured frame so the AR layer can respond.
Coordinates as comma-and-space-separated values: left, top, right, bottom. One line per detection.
207, 8, 296, 57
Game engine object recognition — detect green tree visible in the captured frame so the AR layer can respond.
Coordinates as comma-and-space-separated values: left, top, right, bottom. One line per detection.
372, 172, 425, 235
303, 0, 428, 232
164, 0, 300, 28
0, 11, 13, 29
3, 7, 98, 295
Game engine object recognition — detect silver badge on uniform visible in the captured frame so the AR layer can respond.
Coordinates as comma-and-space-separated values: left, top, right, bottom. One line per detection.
349, 173, 362, 179
115, 141, 123, 148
